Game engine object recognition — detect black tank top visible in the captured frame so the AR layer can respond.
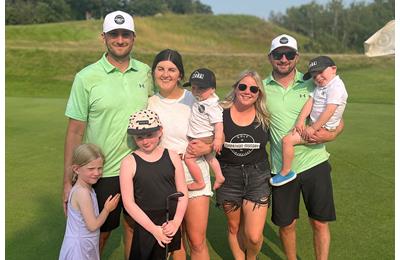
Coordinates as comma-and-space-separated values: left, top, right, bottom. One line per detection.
217, 108, 270, 165
132, 149, 176, 211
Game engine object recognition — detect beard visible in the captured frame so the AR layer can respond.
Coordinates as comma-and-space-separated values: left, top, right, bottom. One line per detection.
273, 62, 296, 77
106, 44, 133, 61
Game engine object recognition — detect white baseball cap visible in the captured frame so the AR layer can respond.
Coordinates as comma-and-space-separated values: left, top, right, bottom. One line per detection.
269, 34, 298, 53
103, 10, 135, 33
127, 109, 162, 135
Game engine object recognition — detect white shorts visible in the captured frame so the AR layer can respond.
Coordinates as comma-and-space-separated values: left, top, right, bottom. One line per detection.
183, 157, 213, 199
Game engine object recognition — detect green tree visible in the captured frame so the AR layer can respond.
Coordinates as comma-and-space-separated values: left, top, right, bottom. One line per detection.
6, 0, 71, 25
66, 0, 103, 20
125, 0, 167, 16
269, 0, 394, 53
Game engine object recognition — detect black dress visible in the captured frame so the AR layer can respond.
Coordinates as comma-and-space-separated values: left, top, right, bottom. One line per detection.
129, 149, 181, 260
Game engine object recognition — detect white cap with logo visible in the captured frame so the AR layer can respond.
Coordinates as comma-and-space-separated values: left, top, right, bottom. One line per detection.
103, 10, 135, 33
269, 34, 298, 53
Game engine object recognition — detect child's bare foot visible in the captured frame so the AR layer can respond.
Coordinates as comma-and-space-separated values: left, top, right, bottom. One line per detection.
213, 176, 225, 190
188, 181, 205, 191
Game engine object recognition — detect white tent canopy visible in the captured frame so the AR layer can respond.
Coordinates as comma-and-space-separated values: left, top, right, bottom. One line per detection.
364, 20, 395, 57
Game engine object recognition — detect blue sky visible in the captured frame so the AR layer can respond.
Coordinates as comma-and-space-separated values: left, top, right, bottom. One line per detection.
199, 0, 373, 19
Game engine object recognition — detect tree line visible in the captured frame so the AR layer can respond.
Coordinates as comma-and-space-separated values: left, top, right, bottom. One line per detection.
269, 0, 395, 53
5, 0, 212, 25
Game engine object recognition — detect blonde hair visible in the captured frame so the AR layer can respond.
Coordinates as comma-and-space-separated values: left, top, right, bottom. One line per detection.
72, 143, 105, 185
220, 70, 270, 130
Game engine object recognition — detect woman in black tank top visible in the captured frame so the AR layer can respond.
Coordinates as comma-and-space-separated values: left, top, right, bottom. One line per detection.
120, 109, 188, 259
216, 71, 272, 259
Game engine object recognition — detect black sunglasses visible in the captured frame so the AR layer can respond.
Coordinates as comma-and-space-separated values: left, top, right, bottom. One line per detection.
271, 51, 297, 60
237, 84, 259, 94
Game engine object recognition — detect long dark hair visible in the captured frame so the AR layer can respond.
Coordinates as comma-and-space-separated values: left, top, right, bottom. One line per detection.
151, 49, 185, 80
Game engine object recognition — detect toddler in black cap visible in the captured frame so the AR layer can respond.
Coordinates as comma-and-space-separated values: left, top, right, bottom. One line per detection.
183, 68, 225, 191
270, 56, 348, 187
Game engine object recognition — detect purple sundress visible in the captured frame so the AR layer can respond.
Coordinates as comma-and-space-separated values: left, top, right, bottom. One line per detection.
59, 185, 100, 260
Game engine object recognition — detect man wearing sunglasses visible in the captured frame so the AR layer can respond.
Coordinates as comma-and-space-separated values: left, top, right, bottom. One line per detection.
263, 34, 343, 260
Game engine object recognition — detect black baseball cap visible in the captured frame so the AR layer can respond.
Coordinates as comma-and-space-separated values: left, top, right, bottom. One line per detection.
183, 68, 216, 89
303, 56, 336, 80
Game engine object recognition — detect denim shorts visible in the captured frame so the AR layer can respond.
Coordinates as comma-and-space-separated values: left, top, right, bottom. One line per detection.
216, 160, 272, 212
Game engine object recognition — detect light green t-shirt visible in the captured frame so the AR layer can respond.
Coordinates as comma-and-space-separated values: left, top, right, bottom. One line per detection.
263, 70, 330, 174
65, 53, 153, 177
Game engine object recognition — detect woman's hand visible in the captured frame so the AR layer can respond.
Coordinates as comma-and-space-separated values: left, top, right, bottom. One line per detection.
186, 139, 213, 157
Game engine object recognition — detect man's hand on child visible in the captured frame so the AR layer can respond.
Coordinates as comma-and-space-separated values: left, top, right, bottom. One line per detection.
103, 193, 120, 213
63, 183, 72, 217
308, 128, 337, 144
303, 126, 317, 140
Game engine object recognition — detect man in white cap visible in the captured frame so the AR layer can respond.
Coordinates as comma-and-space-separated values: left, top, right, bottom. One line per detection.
63, 10, 153, 257
263, 34, 344, 260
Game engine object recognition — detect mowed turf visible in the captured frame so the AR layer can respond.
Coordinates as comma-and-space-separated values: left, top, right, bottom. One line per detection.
6, 15, 394, 259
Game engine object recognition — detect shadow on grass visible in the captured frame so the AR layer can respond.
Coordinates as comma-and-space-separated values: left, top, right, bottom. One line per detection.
261, 222, 284, 259
6, 195, 68, 259
207, 195, 232, 259
6, 194, 124, 260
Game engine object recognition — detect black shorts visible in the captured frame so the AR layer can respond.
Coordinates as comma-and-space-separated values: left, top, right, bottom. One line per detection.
216, 160, 272, 211
93, 176, 123, 232
271, 161, 336, 227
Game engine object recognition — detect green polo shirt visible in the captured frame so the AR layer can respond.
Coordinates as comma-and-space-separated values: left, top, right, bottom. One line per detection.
65, 53, 153, 177
263, 70, 330, 174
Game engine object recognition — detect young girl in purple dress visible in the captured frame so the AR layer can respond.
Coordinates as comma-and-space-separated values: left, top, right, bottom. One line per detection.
59, 144, 120, 260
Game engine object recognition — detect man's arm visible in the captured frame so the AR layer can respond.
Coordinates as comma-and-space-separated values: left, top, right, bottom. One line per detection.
308, 119, 344, 144
63, 118, 86, 215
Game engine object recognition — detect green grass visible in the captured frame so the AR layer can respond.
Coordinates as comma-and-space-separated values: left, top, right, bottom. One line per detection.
5, 14, 394, 259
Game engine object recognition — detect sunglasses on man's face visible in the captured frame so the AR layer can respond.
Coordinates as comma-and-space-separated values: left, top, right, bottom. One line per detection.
271, 51, 297, 60
237, 84, 259, 94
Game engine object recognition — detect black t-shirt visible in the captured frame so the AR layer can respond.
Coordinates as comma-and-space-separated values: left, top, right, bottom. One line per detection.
217, 108, 270, 166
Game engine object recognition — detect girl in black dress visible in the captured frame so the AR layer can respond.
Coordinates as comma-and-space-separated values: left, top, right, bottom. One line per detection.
120, 109, 188, 259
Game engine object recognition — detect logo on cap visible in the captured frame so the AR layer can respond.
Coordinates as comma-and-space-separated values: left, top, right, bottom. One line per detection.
280, 37, 289, 44
137, 120, 150, 125
114, 15, 125, 25
192, 71, 204, 80
309, 61, 318, 68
